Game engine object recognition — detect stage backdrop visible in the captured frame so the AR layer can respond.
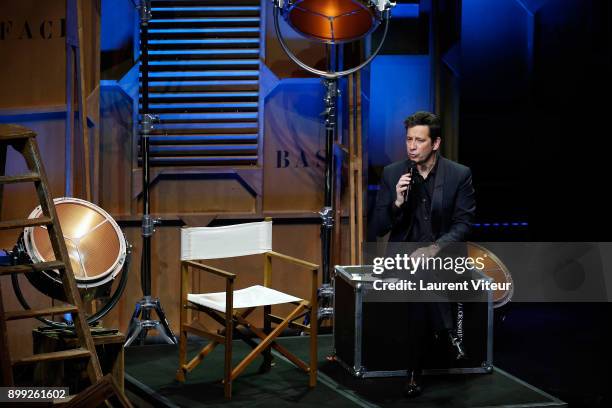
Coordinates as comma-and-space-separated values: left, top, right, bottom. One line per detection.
0, 0, 102, 359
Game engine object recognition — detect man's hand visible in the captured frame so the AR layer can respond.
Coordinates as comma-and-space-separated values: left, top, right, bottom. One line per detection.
409, 243, 440, 260
394, 172, 412, 207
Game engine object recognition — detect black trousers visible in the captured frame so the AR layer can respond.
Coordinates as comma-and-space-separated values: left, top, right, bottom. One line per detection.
382, 242, 465, 370
405, 301, 453, 371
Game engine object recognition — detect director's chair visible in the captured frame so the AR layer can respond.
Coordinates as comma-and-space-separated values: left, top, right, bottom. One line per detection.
175, 220, 319, 399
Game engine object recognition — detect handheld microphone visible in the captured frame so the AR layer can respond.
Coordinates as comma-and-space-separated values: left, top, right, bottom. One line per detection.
403, 164, 415, 202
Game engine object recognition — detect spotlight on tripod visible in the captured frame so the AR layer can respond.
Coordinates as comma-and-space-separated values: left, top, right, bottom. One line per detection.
271, 0, 396, 322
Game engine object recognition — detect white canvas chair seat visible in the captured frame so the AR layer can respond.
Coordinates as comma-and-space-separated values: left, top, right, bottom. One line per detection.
188, 285, 302, 313
176, 220, 319, 400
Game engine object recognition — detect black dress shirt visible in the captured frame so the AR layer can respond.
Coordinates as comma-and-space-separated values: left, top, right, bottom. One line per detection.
404, 158, 439, 242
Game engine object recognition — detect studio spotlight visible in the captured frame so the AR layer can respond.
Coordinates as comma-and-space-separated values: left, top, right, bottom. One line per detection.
11, 197, 130, 327
279, 0, 390, 44
272, 0, 396, 322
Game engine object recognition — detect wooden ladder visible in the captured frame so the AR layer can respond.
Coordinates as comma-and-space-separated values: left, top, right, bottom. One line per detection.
0, 124, 104, 392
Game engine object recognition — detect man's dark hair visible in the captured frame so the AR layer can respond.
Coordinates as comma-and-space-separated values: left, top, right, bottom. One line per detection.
404, 111, 441, 141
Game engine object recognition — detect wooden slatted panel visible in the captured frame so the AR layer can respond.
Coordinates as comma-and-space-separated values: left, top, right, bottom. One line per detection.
141, 0, 261, 167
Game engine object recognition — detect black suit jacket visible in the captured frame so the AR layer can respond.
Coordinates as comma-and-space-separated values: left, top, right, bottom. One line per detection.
374, 156, 476, 243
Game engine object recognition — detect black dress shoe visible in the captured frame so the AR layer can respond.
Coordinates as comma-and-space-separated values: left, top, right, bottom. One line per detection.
448, 330, 467, 360
403, 370, 423, 398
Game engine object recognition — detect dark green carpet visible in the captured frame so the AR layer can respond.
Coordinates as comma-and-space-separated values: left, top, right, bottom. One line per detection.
125, 335, 565, 408
125, 335, 357, 408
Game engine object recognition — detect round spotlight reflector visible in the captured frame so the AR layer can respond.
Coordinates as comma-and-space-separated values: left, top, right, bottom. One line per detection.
467, 243, 514, 308
283, 0, 381, 43
22, 197, 127, 300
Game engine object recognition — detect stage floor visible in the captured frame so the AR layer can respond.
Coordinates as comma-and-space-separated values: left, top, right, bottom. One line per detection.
125, 335, 566, 408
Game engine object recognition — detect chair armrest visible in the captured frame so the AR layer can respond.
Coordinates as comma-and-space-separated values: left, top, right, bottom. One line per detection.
184, 260, 236, 280
265, 251, 318, 271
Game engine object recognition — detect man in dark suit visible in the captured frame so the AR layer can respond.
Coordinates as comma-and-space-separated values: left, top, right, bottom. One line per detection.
374, 111, 475, 397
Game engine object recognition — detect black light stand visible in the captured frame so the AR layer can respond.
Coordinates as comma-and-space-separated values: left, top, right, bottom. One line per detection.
125, 0, 176, 346
272, 1, 393, 322
317, 78, 339, 321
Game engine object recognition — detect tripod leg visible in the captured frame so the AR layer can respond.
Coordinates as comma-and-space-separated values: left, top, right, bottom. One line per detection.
153, 299, 176, 344
124, 301, 143, 346
125, 324, 143, 347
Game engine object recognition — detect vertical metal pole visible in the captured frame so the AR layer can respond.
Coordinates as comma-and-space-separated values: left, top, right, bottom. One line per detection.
65, 0, 76, 197
65, 46, 74, 197
321, 78, 337, 285
125, 0, 176, 346
75, 0, 92, 202
316, 77, 338, 322
320, 43, 338, 286
140, 0, 153, 312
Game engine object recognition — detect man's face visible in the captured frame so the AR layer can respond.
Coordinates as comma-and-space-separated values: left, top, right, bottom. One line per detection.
406, 125, 440, 164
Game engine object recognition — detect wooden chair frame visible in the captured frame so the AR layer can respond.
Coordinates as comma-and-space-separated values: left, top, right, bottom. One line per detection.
176, 250, 318, 399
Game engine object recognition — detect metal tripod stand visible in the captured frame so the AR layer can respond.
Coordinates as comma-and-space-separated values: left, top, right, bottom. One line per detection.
317, 78, 339, 322
125, 0, 176, 347
272, 2, 393, 323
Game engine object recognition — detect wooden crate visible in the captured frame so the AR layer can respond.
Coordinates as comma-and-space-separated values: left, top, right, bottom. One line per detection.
31, 328, 124, 392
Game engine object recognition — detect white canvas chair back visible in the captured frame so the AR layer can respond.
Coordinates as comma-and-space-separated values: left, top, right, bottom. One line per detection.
181, 221, 272, 261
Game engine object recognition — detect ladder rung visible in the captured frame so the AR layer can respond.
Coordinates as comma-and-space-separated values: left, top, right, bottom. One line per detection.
0, 260, 65, 276
0, 124, 36, 140
12, 348, 91, 366
0, 216, 53, 230
0, 173, 40, 184
53, 395, 76, 405
4, 305, 78, 321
